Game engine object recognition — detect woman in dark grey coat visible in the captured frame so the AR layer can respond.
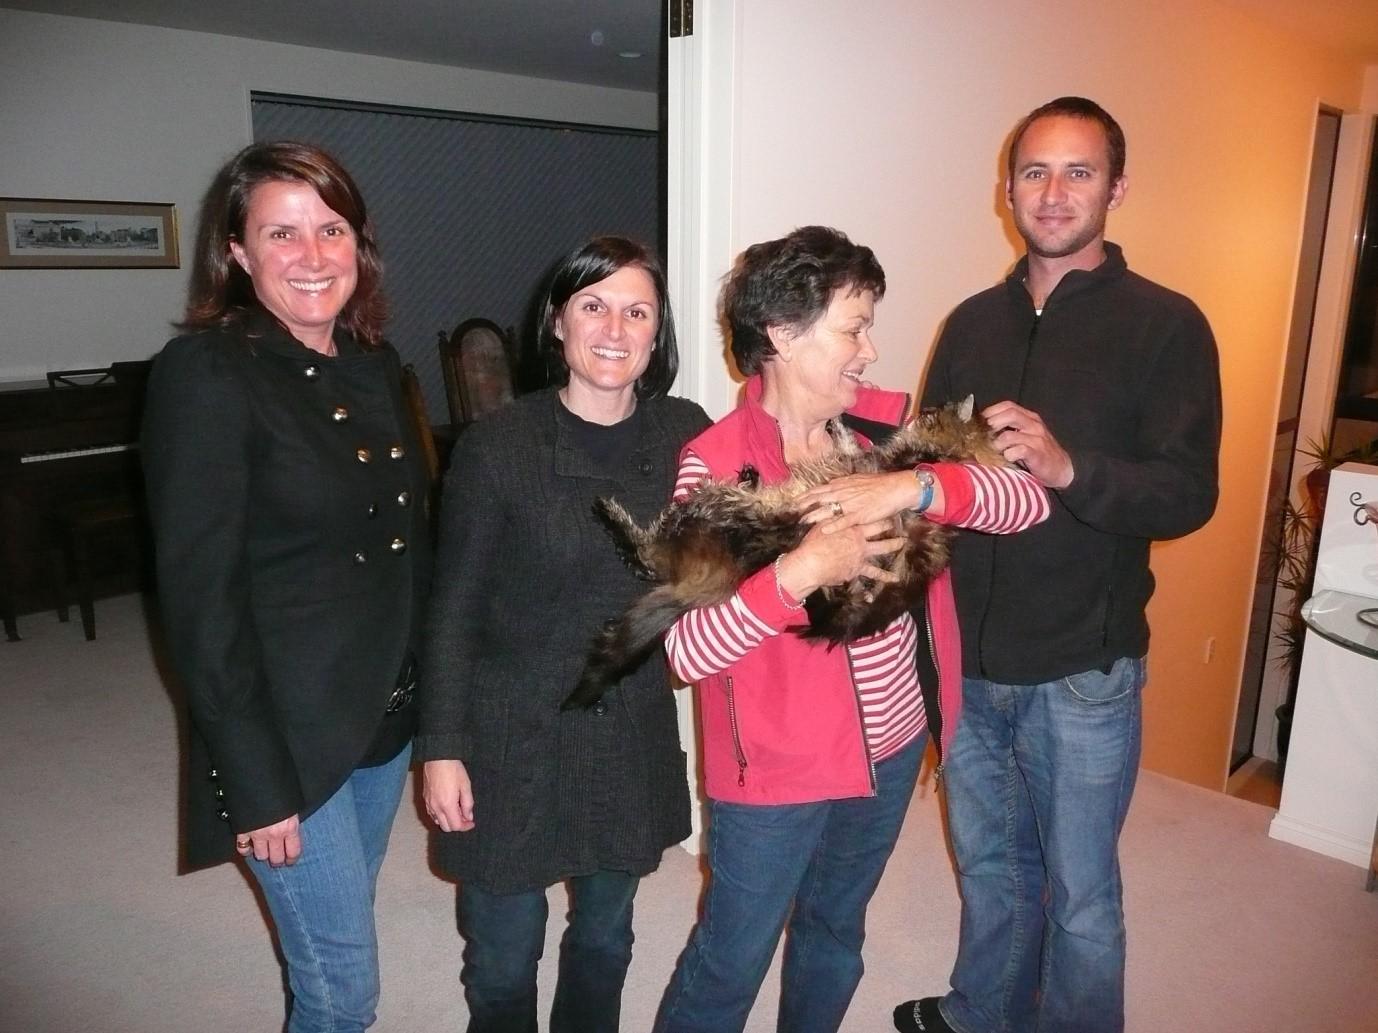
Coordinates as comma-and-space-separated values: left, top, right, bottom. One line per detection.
142, 142, 428, 1033
419, 237, 710, 1033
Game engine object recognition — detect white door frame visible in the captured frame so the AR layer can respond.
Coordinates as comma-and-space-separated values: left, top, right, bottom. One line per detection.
666, 0, 741, 851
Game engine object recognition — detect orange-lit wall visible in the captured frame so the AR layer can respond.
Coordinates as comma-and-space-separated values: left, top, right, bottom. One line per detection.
716, 1, 1367, 788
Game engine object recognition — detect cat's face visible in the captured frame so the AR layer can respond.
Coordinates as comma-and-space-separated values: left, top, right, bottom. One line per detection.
911, 396, 1007, 467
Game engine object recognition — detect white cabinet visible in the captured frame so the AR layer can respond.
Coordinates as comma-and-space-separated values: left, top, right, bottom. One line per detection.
1270, 463, 1378, 872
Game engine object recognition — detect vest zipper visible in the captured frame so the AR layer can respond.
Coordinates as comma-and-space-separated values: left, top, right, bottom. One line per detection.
844, 651, 878, 796
770, 404, 877, 795
725, 676, 748, 786
923, 605, 944, 782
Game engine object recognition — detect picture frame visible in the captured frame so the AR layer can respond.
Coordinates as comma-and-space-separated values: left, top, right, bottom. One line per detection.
0, 197, 179, 269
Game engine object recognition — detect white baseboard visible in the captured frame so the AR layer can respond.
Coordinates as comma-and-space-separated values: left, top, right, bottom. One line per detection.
1269, 812, 1372, 869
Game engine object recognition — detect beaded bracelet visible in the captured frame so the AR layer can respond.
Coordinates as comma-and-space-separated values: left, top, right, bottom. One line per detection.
773, 555, 806, 612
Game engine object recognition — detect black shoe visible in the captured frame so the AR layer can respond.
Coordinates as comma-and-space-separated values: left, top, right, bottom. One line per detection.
893, 997, 958, 1033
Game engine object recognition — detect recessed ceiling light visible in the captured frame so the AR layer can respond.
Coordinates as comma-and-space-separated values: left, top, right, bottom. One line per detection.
618, 51, 643, 59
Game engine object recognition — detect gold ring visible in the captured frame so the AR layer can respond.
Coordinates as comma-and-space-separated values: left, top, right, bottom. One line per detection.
829, 501, 844, 517
235, 839, 251, 850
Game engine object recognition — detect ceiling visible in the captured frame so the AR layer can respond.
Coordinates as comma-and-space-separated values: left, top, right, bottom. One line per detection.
1, 0, 664, 91
5, 0, 1378, 92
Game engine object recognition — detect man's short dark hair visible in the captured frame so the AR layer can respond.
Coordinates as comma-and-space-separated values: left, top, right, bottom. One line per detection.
1007, 97, 1126, 183
721, 225, 886, 377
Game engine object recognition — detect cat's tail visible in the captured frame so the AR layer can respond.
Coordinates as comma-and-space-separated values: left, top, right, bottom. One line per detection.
562, 584, 691, 709
595, 496, 657, 579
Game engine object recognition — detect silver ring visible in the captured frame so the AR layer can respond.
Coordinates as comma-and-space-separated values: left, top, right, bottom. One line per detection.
829, 501, 844, 517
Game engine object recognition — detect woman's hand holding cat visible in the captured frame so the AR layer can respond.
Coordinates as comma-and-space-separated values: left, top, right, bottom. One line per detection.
423, 759, 476, 833
799, 470, 937, 530
776, 519, 904, 599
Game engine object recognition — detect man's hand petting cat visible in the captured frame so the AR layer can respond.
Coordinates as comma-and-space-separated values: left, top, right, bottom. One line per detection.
982, 400, 1075, 489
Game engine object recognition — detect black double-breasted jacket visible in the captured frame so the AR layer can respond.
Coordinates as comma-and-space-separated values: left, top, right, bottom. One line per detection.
416, 388, 711, 894
142, 312, 431, 868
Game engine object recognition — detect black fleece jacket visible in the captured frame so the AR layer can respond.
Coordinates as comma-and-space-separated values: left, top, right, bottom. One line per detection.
922, 242, 1221, 684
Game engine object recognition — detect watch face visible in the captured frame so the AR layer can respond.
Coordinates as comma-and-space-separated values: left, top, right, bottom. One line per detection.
915, 467, 936, 512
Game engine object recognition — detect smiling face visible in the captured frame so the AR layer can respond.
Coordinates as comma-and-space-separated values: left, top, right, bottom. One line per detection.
555, 263, 659, 407
228, 179, 359, 353
1006, 114, 1126, 263
774, 285, 878, 417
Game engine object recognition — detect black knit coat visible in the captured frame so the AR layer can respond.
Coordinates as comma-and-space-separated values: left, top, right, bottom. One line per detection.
416, 388, 711, 893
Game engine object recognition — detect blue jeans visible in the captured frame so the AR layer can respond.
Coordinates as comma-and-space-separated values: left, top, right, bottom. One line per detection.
939, 658, 1145, 1033
459, 869, 640, 1033
655, 734, 925, 1033
245, 743, 411, 1033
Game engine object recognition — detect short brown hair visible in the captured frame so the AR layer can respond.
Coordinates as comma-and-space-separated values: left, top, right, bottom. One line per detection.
721, 226, 885, 376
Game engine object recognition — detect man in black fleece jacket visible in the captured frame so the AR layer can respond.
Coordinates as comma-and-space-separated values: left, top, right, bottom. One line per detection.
895, 98, 1221, 1033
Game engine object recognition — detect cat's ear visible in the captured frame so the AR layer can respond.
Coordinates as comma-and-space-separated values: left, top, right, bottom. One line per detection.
958, 394, 975, 422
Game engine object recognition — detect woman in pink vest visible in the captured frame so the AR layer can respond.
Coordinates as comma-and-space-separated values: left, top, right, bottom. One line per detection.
653, 226, 1049, 1033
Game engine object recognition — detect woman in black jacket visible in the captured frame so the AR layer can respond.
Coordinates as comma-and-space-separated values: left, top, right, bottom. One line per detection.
142, 141, 428, 1033
419, 236, 710, 1033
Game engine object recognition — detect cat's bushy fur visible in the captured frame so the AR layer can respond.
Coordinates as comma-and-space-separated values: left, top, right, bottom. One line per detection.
563, 397, 1005, 709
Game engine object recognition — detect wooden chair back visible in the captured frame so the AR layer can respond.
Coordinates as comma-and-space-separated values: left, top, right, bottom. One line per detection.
438, 318, 515, 426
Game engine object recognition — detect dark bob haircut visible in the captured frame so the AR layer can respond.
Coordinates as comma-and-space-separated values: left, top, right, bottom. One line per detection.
1007, 96, 1126, 184
183, 140, 388, 347
536, 236, 679, 399
721, 225, 886, 376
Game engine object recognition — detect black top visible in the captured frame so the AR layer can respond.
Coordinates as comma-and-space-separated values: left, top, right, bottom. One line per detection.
142, 312, 431, 868
922, 243, 1221, 683
417, 388, 711, 893
554, 396, 647, 470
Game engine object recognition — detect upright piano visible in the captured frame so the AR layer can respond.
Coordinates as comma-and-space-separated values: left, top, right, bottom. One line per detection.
0, 362, 151, 641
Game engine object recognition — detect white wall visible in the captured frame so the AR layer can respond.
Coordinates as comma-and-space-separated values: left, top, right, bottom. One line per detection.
0, 7, 656, 380
686, 0, 1366, 788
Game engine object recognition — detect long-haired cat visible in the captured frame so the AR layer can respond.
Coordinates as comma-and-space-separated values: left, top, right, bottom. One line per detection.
563, 396, 1005, 709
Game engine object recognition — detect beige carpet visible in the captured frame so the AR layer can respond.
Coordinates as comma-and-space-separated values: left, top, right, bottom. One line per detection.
1, 593, 1375, 1032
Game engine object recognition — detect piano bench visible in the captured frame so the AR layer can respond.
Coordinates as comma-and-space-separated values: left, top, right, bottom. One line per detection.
52, 497, 139, 641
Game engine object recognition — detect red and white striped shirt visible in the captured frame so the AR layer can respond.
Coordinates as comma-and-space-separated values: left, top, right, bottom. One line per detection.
667, 452, 925, 762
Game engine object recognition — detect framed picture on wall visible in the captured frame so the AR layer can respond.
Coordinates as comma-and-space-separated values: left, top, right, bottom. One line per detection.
0, 197, 179, 269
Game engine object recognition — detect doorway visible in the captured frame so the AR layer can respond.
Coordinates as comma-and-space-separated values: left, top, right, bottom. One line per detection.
1231, 107, 1343, 778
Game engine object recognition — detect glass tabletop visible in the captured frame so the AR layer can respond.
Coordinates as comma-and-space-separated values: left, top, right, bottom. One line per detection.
1302, 590, 1378, 660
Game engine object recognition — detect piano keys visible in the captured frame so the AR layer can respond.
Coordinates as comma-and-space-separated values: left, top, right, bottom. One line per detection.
0, 362, 151, 641
20, 442, 138, 464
